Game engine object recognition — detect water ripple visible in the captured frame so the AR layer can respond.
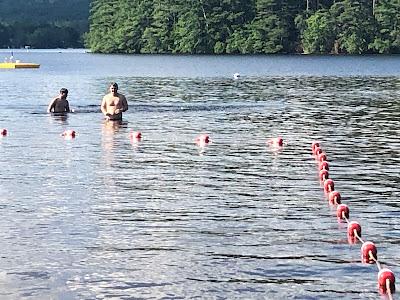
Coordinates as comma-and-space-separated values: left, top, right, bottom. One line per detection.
0, 74, 399, 299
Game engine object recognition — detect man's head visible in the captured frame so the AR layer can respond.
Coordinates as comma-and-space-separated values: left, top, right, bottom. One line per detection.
109, 82, 118, 94
60, 88, 68, 98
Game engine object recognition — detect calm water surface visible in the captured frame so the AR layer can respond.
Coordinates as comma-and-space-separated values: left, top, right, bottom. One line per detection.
0, 50, 399, 299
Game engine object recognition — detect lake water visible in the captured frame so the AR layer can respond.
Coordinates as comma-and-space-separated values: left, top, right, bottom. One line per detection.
0, 49, 399, 299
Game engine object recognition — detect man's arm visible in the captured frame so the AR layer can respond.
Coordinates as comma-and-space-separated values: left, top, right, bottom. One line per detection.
47, 98, 56, 113
101, 97, 108, 115
65, 101, 70, 113
121, 95, 128, 112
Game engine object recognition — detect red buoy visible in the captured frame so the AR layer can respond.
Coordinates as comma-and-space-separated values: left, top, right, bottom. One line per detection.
324, 179, 334, 193
328, 191, 341, 205
319, 169, 329, 181
196, 134, 210, 145
312, 141, 320, 154
318, 152, 327, 162
61, 130, 76, 138
336, 204, 349, 220
378, 268, 396, 295
267, 137, 283, 147
319, 161, 329, 171
347, 221, 361, 243
0, 128, 7, 136
361, 241, 377, 264
314, 147, 322, 157
129, 131, 142, 140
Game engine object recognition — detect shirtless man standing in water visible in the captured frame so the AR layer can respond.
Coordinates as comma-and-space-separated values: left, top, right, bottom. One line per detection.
47, 88, 70, 113
101, 82, 128, 121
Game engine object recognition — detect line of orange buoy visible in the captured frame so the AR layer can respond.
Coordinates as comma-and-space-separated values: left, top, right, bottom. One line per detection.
1, 128, 208, 143
312, 141, 396, 297
1, 128, 210, 146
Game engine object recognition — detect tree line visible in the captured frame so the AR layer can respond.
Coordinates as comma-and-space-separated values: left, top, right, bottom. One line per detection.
85, 0, 400, 54
0, 0, 89, 49
0, 22, 83, 48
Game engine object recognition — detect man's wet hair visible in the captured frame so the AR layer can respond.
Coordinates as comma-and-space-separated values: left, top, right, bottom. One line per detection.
110, 82, 118, 89
60, 88, 68, 94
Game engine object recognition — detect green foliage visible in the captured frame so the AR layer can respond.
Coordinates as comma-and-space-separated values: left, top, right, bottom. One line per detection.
301, 10, 335, 53
369, 0, 400, 53
1, 0, 399, 53
0, 0, 90, 24
171, 3, 209, 53
0, 23, 11, 48
1, 22, 81, 48
0, 0, 89, 48
330, 0, 376, 54
244, 0, 289, 54
141, 0, 176, 53
4, 0, 396, 53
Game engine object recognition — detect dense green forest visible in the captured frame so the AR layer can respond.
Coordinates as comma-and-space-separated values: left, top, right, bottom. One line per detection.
86, 0, 400, 54
0, 0, 90, 48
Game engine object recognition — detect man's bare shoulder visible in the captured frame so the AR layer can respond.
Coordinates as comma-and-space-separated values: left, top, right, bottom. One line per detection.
102, 93, 112, 101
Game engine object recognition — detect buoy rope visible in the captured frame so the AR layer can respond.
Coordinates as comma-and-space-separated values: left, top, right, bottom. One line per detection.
342, 212, 349, 224
369, 251, 382, 271
353, 229, 365, 244
354, 231, 385, 272
313, 142, 396, 297
387, 279, 394, 300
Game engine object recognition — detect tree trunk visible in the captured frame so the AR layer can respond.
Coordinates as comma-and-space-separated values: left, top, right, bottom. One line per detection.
372, 0, 376, 16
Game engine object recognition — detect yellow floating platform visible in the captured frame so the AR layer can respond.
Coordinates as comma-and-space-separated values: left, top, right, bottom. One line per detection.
0, 62, 40, 69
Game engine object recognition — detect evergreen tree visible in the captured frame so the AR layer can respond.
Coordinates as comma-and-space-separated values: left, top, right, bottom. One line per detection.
205, 0, 255, 53
301, 9, 335, 53
0, 24, 10, 48
113, 0, 152, 53
86, 0, 120, 52
330, 0, 376, 54
369, 0, 400, 53
172, 1, 209, 53
141, 0, 177, 53
244, 0, 289, 53
85, 0, 400, 54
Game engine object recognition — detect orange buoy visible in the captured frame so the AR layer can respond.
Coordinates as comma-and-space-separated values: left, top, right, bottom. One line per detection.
319, 161, 329, 171
196, 134, 210, 145
347, 221, 361, 243
0, 128, 7, 136
314, 147, 322, 157
336, 204, 350, 220
319, 169, 329, 181
61, 130, 76, 138
336, 204, 349, 220
323, 179, 334, 193
267, 137, 283, 147
318, 152, 327, 162
311, 141, 320, 153
328, 191, 341, 205
378, 268, 396, 294
129, 131, 142, 140
361, 241, 377, 264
